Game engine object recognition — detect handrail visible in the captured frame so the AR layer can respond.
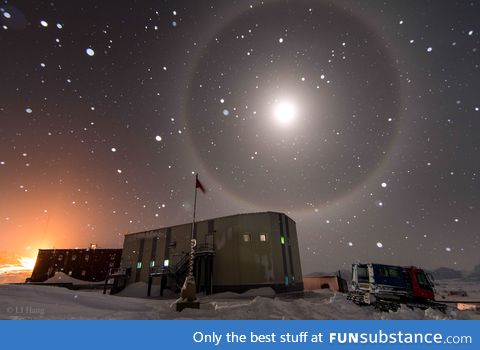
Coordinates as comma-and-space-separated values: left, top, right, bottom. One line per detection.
150, 265, 170, 274
148, 243, 215, 276
195, 243, 215, 253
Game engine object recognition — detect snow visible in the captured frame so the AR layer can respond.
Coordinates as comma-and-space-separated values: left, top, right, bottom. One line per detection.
86, 48, 95, 56
40, 20, 48, 27
116, 282, 161, 297
435, 279, 480, 305
43, 272, 105, 285
3, 11, 11, 19
212, 287, 276, 299
155, 135, 162, 141
376, 242, 383, 248
0, 279, 478, 319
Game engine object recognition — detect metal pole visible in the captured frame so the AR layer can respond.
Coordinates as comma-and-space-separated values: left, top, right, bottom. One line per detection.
176, 173, 201, 310
192, 174, 198, 235
188, 174, 198, 277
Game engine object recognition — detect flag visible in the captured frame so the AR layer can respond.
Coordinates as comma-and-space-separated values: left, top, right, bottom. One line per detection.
195, 176, 206, 194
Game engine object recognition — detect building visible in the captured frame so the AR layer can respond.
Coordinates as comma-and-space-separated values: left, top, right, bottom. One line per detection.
303, 275, 348, 293
29, 247, 122, 283
118, 211, 303, 295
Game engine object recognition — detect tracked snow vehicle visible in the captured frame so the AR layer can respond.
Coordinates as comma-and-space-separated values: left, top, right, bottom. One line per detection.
347, 263, 446, 312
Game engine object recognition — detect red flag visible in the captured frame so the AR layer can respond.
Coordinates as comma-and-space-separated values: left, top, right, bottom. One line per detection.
196, 177, 206, 194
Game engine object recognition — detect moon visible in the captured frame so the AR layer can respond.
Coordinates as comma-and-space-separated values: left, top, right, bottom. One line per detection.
273, 100, 297, 126
185, 0, 400, 210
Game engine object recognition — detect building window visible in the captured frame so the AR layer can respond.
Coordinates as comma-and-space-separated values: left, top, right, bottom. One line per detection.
85, 254, 90, 262
280, 236, 285, 245
259, 233, 268, 242
163, 259, 169, 267
57, 254, 63, 261
150, 260, 155, 268
71, 255, 77, 261
136, 261, 142, 269
242, 233, 251, 242
81, 270, 86, 276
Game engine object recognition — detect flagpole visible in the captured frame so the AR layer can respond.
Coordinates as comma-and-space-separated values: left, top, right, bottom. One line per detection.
189, 174, 198, 277
176, 173, 201, 311
192, 174, 198, 238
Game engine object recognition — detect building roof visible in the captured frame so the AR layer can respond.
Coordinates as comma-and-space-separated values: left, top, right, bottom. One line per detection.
124, 211, 295, 237
37, 248, 122, 252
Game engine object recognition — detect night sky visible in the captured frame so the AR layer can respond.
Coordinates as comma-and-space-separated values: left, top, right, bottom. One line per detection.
1, 0, 479, 274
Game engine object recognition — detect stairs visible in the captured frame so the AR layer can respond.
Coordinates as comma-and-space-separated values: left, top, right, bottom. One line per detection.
148, 244, 215, 296
104, 267, 130, 295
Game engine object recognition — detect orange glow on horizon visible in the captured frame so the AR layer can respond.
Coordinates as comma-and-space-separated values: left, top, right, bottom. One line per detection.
0, 256, 37, 275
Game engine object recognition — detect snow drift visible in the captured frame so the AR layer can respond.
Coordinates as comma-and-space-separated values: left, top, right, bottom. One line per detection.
0, 279, 478, 320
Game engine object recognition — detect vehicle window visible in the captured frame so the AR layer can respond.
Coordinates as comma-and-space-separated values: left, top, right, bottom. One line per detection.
357, 266, 369, 282
388, 268, 401, 278
416, 272, 431, 288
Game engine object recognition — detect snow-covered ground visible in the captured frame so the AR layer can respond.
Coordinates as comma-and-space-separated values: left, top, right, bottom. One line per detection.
43, 271, 106, 285
435, 279, 480, 301
0, 279, 479, 320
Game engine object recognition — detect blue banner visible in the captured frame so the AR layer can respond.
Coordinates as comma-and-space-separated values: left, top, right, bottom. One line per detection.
1, 320, 477, 350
